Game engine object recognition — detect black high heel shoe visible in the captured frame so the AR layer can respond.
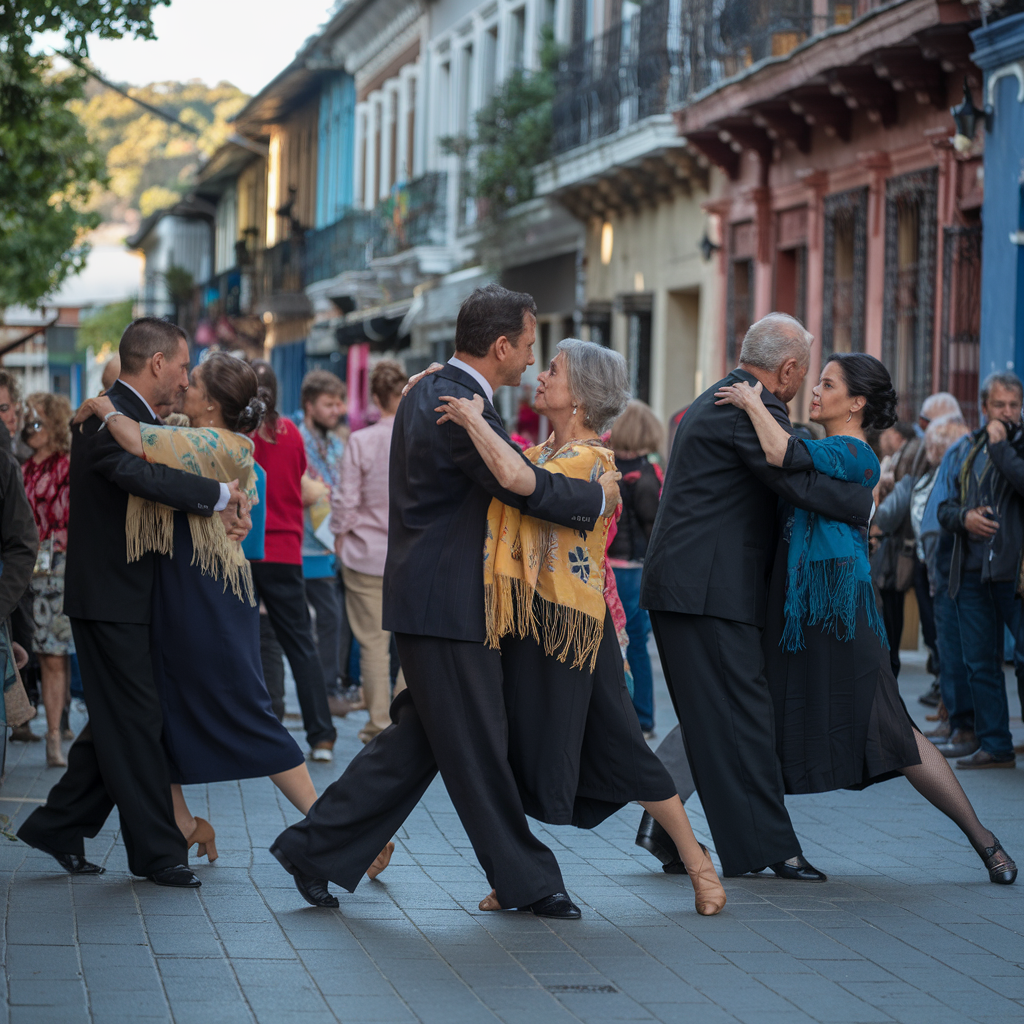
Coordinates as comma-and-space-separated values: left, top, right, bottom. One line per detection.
974, 835, 1017, 885
635, 812, 688, 874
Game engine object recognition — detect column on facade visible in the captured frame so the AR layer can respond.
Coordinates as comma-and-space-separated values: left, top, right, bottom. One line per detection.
751, 185, 773, 322
860, 150, 891, 360
798, 169, 829, 394
354, 103, 367, 209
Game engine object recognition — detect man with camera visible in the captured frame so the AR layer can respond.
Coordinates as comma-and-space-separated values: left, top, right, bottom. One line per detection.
938, 372, 1024, 770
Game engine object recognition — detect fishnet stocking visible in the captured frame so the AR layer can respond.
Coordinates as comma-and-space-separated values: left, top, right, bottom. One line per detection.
899, 730, 994, 854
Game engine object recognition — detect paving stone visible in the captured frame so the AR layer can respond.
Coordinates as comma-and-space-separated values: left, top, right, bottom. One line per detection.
0, 649, 1020, 1024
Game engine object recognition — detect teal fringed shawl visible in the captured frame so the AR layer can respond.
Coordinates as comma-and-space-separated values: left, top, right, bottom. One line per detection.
781, 435, 887, 652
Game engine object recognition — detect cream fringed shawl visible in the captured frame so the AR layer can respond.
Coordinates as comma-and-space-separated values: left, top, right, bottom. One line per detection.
126, 425, 259, 605
483, 437, 614, 672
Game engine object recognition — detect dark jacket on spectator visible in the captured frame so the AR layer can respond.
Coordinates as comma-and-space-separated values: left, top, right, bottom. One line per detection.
937, 423, 1024, 595
608, 455, 660, 563
0, 448, 38, 622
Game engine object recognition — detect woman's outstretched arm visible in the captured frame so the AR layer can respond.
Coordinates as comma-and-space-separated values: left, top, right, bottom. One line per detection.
435, 393, 536, 495
714, 380, 790, 466
74, 395, 144, 457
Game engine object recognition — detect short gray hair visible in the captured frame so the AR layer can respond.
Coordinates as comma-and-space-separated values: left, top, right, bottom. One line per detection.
919, 391, 961, 422
981, 371, 1023, 405
739, 312, 812, 372
924, 412, 968, 467
556, 338, 631, 433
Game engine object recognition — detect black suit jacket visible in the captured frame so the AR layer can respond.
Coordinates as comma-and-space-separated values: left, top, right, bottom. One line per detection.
641, 369, 874, 627
63, 381, 222, 624
382, 364, 604, 642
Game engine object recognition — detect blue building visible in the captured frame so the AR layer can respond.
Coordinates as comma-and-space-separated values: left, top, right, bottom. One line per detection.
973, 11, 1024, 379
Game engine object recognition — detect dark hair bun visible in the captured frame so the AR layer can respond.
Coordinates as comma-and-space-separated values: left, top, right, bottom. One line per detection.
234, 394, 267, 434
827, 352, 898, 431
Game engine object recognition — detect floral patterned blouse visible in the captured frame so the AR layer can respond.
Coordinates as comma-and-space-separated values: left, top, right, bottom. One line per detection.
22, 451, 70, 551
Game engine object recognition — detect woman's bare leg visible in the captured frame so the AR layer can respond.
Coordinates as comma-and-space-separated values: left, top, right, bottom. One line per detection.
38, 654, 67, 741
639, 796, 707, 869
170, 784, 197, 839
270, 764, 318, 815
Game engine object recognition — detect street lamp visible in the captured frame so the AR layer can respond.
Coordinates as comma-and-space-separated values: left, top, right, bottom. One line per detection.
699, 231, 721, 262
950, 78, 990, 154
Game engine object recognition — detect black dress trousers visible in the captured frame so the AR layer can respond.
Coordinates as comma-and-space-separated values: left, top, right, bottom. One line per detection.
18, 619, 187, 876
649, 609, 801, 877
274, 633, 566, 909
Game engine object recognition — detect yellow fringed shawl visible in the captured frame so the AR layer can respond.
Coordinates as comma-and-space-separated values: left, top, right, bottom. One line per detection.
484, 436, 614, 671
127, 425, 259, 605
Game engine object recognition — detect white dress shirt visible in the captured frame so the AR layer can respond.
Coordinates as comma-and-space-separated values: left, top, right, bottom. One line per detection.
116, 378, 230, 511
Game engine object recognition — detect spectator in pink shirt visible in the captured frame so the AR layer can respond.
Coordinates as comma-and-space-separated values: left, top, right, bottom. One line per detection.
331, 361, 407, 743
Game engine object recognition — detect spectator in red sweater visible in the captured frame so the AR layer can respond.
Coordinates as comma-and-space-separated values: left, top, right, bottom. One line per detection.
250, 361, 337, 762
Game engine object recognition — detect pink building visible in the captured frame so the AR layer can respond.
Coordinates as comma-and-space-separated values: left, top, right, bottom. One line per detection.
676, 0, 983, 423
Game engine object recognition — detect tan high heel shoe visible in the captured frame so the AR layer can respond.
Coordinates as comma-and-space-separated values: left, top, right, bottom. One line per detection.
478, 889, 501, 911
186, 817, 218, 862
688, 844, 727, 916
366, 841, 394, 880
45, 731, 67, 768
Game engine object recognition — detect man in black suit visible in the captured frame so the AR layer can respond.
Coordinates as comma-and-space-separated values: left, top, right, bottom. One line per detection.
637, 313, 874, 880
19, 318, 248, 887
272, 285, 619, 917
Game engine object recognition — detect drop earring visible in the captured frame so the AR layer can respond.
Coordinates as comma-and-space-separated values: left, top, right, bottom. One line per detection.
573, 405, 578, 416
846, 411, 853, 423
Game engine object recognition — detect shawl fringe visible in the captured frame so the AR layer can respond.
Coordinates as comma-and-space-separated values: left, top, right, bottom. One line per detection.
126, 496, 256, 607
782, 557, 886, 652
485, 576, 603, 672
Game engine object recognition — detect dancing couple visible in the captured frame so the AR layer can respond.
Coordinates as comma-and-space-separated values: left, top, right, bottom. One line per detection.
271, 284, 728, 918
20, 321, 319, 886
638, 313, 1016, 887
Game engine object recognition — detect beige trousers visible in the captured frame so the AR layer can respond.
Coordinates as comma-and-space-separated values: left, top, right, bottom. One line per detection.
341, 565, 405, 740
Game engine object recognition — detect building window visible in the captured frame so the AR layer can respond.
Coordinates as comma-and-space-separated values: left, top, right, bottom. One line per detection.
510, 7, 526, 69
822, 187, 867, 359
405, 76, 417, 181
882, 168, 938, 420
627, 310, 652, 403
774, 206, 807, 327
940, 221, 982, 428
483, 26, 498, 98
727, 221, 756, 367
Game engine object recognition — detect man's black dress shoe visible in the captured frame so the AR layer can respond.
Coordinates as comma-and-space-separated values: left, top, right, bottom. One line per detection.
635, 812, 688, 875
270, 844, 339, 908
148, 864, 201, 887
766, 855, 827, 882
19, 835, 105, 875
518, 892, 581, 919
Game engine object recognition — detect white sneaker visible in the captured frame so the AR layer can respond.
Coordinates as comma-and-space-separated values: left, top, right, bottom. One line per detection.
309, 744, 333, 762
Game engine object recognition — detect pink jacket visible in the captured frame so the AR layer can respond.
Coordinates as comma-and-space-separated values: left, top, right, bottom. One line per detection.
330, 415, 394, 577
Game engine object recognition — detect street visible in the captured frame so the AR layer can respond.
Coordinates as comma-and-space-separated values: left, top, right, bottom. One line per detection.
1, 648, 1021, 1024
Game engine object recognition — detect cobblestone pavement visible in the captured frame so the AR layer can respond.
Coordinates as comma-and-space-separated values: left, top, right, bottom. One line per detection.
1, 646, 1021, 1024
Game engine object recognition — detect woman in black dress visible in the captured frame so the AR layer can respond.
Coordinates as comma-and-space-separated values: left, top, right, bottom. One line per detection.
437, 339, 727, 916
715, 353, 1016, 885
79, 354, 317, 863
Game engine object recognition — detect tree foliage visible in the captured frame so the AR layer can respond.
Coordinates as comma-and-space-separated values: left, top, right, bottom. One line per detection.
0, 1, 168, 311
77, 298, 135, 357
71, 79, 249, 222
441, 27, 560, 225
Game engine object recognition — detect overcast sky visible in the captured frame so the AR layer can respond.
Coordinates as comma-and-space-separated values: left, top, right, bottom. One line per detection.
81, 0, 337, 95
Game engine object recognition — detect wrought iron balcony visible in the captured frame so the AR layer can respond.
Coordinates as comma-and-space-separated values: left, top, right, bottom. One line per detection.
305, 171, 448, 285
552, 0, 889, 156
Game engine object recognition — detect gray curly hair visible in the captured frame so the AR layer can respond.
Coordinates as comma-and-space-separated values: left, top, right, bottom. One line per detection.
556, 338, 631, 433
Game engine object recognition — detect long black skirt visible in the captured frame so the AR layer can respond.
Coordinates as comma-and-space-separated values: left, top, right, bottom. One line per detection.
500, 609, 676, 829
762, 539, 921, 795
151, 512, 304, 785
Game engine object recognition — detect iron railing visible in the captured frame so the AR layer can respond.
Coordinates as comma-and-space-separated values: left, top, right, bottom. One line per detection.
552, 0, 890, 155
305, 171, 448, 285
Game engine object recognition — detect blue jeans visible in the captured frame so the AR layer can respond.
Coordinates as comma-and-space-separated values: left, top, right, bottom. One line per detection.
932, 586, 973, 733
954, 573, 1014, 758
615, 567, 654, 731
